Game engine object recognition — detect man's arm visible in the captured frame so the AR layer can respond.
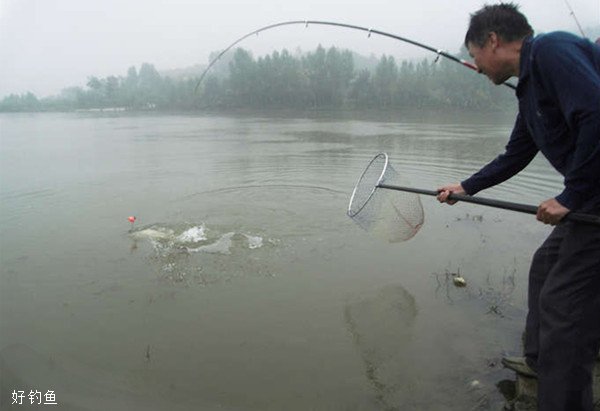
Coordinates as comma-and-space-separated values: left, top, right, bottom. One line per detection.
439, 114, 538, 202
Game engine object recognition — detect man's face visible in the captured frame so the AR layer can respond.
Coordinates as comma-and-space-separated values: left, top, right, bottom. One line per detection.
467, 34, 511, 85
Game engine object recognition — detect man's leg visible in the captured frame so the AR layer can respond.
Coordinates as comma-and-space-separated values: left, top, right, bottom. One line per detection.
523, 225, 563, 370
536, 221, 600, 411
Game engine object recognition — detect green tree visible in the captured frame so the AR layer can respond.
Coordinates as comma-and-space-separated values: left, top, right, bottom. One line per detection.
0, 45, 517, 112
228, 48, 258, 106
138, 63, 162, 107
124, 66, 139, 107
0, 92, 40, 112
374, 55, 398, 107
348, 69, 375, 107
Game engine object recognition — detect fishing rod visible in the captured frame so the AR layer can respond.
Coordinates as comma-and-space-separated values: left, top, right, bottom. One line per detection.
564, 0, 586, 38
194, 20, 517, 92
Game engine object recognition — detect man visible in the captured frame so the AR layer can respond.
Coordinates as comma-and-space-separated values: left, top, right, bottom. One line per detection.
436, 3, 600, 410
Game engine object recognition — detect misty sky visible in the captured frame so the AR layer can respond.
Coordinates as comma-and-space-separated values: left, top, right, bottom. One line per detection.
1, 0, 598, 97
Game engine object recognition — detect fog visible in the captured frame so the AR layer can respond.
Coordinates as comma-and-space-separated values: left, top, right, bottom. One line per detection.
1, 0, 598, 97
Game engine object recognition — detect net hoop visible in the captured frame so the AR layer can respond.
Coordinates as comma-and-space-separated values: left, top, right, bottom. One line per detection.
347, 152, 424, 243
347, 153, 388, 218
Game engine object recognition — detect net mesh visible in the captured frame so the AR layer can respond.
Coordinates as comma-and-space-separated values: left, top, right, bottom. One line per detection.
348, 153, 424, 243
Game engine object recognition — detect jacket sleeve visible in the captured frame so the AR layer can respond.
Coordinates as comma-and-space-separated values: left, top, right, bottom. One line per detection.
534, 38, 600, 210
461, 114, 538, 195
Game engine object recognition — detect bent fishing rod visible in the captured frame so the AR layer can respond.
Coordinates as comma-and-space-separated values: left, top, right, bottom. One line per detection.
194, 20, 517, 92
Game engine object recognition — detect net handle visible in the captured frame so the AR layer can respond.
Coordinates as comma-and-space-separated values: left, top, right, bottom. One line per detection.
377, 183, 600, 226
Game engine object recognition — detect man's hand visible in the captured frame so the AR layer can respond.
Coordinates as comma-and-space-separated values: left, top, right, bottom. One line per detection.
537, 198, 570, 225
437, 183, 466, 205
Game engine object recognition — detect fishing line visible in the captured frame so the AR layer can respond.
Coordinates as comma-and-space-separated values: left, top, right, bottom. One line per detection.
194, 20, 517, 92
564, 0, 586, 38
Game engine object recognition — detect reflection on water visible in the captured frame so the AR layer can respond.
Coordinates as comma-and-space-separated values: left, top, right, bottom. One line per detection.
0, 110, 559, 410
344, 285, 417, 409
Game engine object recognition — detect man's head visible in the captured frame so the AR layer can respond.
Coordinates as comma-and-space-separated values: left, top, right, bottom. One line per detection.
465, 3, 533, 84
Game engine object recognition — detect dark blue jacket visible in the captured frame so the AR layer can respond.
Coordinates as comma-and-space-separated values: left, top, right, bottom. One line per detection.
461, 32, 600, 212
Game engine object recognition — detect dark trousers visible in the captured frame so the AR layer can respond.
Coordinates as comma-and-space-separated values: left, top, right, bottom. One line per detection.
524, 218, 600, 411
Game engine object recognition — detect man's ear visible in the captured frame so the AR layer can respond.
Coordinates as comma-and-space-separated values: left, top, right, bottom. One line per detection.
488, 32, 500, 50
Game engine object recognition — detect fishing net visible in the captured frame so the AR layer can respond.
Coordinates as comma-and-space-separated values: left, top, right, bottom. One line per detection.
347, 153, 424, 242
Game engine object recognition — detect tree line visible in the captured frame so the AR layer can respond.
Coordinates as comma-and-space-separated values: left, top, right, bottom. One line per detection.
0, 45, 516, 112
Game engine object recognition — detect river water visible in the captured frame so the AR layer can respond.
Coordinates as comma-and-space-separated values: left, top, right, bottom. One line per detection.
0, 110, 561, 410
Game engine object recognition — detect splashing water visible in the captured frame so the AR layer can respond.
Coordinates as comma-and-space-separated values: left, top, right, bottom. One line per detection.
176, 226, 207, 243
244, 234, 263, 249
188, 232, 235, 255
128, 222, 275, 285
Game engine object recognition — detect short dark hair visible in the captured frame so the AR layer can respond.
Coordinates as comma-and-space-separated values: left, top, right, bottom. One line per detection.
465, 3, 533, 48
